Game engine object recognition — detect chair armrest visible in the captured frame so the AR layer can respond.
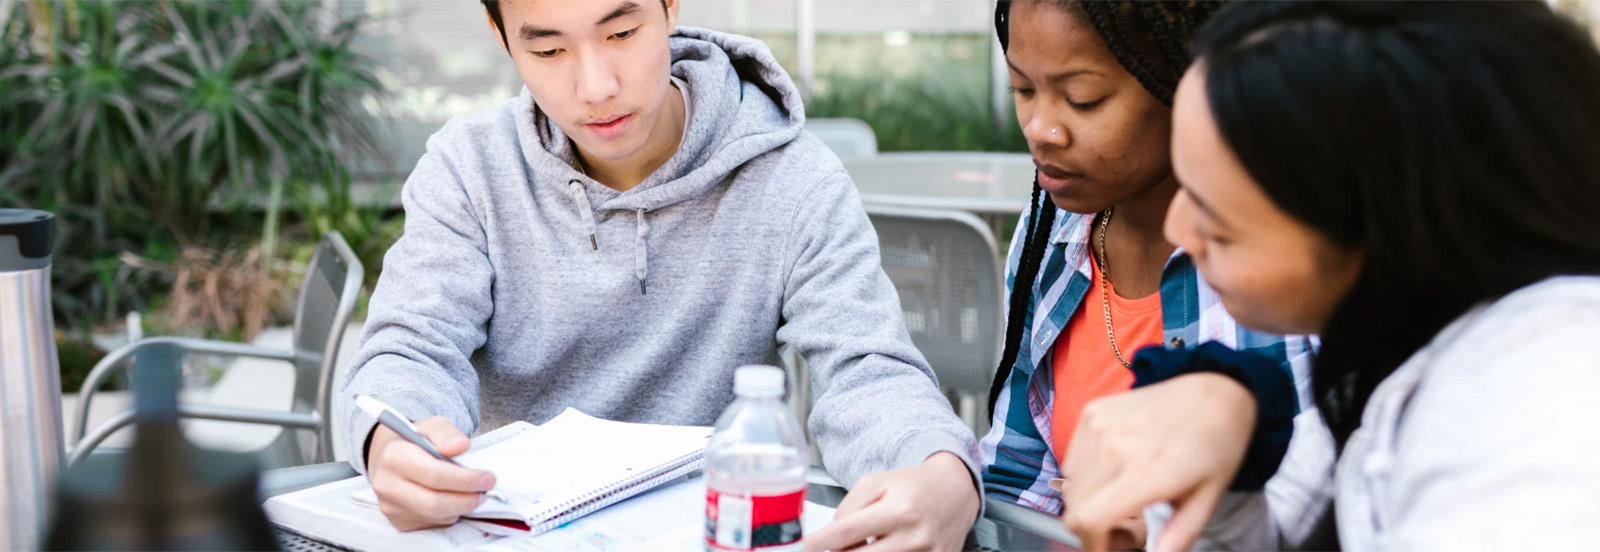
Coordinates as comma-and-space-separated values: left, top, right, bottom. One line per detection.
177, 405, 320, 430
66, 409, 139, 468
68, 406, 320, 468
260, 462, 360, 499
165, 338, 296, 362
74, 337, 296, 442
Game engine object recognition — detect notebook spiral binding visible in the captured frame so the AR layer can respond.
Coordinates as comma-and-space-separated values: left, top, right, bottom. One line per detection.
529, 451, 706, 535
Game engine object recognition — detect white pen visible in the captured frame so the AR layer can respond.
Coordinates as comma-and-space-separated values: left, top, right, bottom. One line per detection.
355, 394, 509, 504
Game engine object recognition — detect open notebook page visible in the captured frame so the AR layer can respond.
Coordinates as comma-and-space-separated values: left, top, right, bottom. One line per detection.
356, 408, 713, 524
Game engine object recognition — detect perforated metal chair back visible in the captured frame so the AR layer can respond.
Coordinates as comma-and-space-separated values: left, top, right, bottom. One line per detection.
805, 117, 879, 160
275, 232, 364, 466
865, 205, 1003, 430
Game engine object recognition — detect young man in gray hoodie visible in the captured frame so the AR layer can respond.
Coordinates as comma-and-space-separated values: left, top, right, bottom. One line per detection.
339, 0, 981, 548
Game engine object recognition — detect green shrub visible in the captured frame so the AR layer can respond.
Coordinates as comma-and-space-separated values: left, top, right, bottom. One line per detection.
810, 72, 1027, 153
54, 335, 109, 394
0, 0, 386, 334
758, 31, 1029, 153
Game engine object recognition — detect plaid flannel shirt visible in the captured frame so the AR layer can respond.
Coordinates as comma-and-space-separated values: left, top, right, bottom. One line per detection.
979, 204, 1316, 515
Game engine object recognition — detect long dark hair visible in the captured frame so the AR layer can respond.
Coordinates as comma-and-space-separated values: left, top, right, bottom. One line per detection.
988, 1, 1226, 416
1193, 0, 1600, 447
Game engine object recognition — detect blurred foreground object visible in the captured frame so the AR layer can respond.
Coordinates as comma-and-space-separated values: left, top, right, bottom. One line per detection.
46, 342, 278, 550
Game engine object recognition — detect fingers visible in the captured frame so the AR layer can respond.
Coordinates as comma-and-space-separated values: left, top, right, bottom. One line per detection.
805, 499, 910, 552
1048, 477, 1068, 494
1063, 398, 1157, 551
374, 472, 487, 531
1061, 399, 1113, 492
414, 416, 472, 457
366, 424, 400, 479
381, 438, 497, 493
806, 473, 891, 551
1064, 470, 1167, 552
805, 474, 898, 552
833, 473, 890, 520
366, 417, 499, 532
1107, 514, 1148, 551
839, 533, 907, 552
1151, 482, 1228, 552
1060, 376, 1261, 551
1062, 408, 1125, 512
1107, 529, 1138, 552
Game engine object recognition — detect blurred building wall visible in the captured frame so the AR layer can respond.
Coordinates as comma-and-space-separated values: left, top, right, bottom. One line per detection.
342, 0, 996, 183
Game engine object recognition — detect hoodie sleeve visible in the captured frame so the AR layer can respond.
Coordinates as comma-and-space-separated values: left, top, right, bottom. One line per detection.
336, 136, 491, 474
775, 169, 981, 491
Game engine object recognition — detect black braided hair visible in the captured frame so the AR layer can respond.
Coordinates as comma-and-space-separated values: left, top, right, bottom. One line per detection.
988, 180, 1059, 416
1095, 1, 1174, 102
1139, 2, 1195, 85
988, 0, 1228, 417
995, 1, 1227, 107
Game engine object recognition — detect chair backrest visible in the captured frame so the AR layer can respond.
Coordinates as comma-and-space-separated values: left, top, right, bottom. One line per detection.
864, 205, 1003, 407
805, 117, 879, 160
283, 231, 364, 464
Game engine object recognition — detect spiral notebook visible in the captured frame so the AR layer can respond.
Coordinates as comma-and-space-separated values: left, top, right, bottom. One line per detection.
265, 408, 713, 550
370, 408, 712, 532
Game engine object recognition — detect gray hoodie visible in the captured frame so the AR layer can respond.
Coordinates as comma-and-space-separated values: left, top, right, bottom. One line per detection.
337, 27, 979, 488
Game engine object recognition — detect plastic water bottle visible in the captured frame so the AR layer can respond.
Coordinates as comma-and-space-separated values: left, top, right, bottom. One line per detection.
705, 365, 809, 552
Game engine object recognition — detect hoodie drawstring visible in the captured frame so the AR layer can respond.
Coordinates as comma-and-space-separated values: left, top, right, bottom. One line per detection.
571, 180, 650, 295
635, 208, 650, 295
568, 180, 598, 250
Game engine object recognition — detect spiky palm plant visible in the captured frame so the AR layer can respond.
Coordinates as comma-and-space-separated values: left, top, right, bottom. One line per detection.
1, 0, 387, 333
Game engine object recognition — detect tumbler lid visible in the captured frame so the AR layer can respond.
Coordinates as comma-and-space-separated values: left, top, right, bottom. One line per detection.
0, 209, 54, 272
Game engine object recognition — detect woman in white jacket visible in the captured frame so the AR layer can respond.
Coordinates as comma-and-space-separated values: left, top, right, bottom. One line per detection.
1057, 1, 1600, 550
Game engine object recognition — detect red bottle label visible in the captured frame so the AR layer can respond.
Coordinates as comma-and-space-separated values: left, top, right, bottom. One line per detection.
705, 486, 805, 551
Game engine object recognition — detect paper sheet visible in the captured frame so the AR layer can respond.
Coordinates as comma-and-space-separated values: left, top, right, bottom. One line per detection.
265, 475, 507, 551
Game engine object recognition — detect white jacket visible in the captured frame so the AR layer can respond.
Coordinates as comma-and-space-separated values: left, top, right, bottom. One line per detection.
1158, 276, 1600, 550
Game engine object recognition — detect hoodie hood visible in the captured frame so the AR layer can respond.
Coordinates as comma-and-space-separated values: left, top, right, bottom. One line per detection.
509, 26, 806, 293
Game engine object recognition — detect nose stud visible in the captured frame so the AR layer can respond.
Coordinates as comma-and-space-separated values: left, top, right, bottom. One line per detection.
1050, 128, 1059, 135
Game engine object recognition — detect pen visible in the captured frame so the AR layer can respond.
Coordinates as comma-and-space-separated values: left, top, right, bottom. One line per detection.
354, 394, 509, 504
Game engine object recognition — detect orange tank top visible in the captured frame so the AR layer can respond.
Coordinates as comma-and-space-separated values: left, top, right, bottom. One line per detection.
1050, 253, 1165, 468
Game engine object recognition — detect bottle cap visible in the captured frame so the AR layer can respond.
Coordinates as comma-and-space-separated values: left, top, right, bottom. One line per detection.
733, 365, 785, 398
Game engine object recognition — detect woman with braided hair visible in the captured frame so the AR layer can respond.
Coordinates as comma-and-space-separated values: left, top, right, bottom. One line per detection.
979, 1, 1314, 545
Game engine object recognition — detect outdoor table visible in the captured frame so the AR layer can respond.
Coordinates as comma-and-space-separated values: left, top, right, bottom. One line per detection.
261, 462, 1080, 552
